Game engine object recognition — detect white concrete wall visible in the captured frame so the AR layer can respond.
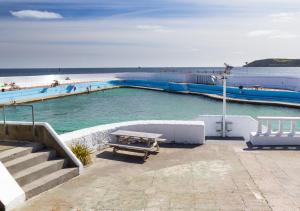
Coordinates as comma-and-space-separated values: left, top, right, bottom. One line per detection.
0, 161, 25, 211
196, 115, 258, 141
60, 120, 205, 150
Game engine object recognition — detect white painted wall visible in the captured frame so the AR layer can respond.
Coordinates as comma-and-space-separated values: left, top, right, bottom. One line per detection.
60, 120, 205, 150
0, 161, 25, 211
196, 115, 258, 141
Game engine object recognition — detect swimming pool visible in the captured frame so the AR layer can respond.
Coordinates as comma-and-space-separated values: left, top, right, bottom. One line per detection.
2, 88, 300, 134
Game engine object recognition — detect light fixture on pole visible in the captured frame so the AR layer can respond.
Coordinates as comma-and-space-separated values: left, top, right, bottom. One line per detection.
222, 63, 233, 137
211, 63, 233, 137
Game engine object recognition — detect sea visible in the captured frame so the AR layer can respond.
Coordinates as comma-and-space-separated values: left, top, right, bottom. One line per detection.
0, 67, 300, 77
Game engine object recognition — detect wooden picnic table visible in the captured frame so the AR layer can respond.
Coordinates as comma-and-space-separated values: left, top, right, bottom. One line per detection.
109, 130, 164, 160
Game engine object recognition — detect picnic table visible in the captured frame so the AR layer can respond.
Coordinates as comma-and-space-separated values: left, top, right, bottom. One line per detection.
108, 130, 165, 160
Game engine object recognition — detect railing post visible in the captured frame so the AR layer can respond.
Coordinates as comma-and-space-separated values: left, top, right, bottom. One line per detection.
277, 120, 284, 136
266, 120, 272, 135
1, 104, 36, 137
289, 120, 296, 137
2, 106, 7, 135
257, 119, 263, 135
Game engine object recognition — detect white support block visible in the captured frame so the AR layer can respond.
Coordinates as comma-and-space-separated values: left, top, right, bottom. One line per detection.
0, 162, 25, 210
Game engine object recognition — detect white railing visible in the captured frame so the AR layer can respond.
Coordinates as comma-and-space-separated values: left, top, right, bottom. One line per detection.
256, 116, 300, 136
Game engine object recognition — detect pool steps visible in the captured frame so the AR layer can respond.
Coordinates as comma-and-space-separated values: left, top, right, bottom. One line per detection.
0, 141, 78, 199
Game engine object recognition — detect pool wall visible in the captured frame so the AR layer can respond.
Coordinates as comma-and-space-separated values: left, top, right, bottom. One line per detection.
0, 81, 119, 105
115, 80, 300, 105
1, 79, 300, 106
117, 72, 300, 91
60, 115, 257, 150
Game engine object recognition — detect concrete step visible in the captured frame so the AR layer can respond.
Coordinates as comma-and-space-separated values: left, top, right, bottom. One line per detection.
0, 142, 44, 163
14, 159, 67, 187
23, 168, 79, 199
4, 150, 56, 174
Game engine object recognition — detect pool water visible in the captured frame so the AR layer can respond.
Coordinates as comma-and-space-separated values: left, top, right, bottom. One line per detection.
3, 88, 300, 134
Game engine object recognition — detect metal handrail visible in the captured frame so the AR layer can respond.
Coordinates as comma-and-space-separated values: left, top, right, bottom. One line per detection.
2, 104, 35, 136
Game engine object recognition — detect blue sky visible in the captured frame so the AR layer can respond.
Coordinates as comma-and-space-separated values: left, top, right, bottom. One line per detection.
0, 1, 238, 19
1, 0, 300, 67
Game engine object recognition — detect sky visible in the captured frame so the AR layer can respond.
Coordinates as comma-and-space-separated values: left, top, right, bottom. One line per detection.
1, 0, 300, 68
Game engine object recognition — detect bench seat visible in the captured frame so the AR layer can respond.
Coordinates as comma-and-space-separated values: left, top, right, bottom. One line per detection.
107, 143, 157, 152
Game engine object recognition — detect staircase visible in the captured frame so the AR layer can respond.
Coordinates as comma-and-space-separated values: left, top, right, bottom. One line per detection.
0, 140, 79, 199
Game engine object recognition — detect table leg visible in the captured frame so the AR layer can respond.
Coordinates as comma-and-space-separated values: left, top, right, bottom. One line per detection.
116, 135, 120, 143
143, 151, 149, 161
155, 142, 159, 152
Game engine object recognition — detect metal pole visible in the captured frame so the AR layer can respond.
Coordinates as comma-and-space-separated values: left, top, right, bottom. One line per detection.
222, 74, 227, 137
2, 106, 6, 135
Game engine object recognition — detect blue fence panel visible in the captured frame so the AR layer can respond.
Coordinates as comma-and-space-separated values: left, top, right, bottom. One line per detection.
168, 83, 188, 92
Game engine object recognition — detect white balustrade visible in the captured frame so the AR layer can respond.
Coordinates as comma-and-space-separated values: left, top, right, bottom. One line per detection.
256, 117, 300, 136
251, 116, 300, 146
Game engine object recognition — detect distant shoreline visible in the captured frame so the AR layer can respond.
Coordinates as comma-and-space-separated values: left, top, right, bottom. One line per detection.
244, 59, 300, 67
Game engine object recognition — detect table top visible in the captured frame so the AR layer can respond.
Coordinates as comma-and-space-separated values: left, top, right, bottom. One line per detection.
110, 130, 162, 139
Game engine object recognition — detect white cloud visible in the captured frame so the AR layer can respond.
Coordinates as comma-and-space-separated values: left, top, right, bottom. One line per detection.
136, 24, 171, 32
247, 30, 276, 37
247, 30, 297, 39
1, 11, 300, 67
269, 12, 297, 23
269, 32, 298, 39
10, 10, 63, 19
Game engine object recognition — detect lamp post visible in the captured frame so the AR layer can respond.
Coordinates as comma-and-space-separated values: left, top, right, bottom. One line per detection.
222, 63, 233, 138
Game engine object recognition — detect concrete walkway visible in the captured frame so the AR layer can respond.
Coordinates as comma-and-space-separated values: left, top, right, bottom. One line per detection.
14, 140, 300, 210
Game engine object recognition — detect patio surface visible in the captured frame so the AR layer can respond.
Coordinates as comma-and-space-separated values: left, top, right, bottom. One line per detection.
14, 140, 300, 211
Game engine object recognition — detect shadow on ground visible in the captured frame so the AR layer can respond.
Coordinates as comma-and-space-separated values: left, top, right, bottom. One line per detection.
244, 141, 300, 151
96, 151, 146, 164
96, 143, 202, 163
158, 143, 201, 149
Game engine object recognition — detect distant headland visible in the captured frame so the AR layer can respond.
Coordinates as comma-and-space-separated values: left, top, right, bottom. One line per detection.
244, 59, 300, 67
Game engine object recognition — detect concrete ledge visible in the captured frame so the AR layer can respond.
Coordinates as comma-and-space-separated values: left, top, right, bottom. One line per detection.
60, 120, 205, 150
0, 161, 25, 210
250, 132, 300, 146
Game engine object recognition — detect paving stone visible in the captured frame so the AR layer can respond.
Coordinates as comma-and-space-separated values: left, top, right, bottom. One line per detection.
15, 140, 300, 211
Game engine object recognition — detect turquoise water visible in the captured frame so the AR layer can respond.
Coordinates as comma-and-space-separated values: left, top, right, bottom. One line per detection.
2, 88, 300, 134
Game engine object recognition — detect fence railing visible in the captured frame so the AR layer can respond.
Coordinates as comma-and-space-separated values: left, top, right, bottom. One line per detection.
2, 104, 35, 136
256, 116, 300, 136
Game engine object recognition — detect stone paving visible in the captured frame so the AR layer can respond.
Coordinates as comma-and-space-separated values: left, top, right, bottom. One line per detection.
14, 140, 300, 211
